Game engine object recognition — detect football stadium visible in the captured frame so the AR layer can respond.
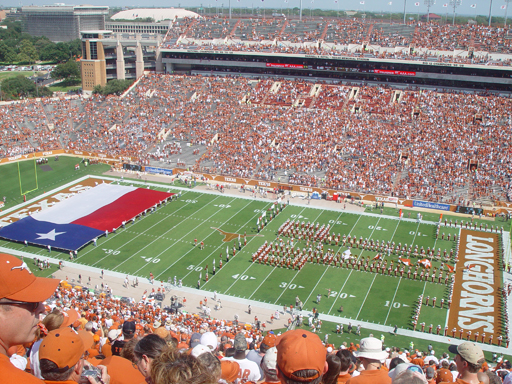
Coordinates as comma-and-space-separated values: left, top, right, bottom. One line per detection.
0, 9, 511, 384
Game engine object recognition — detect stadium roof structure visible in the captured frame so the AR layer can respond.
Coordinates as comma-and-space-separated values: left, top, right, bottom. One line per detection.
111, 8, 201, 22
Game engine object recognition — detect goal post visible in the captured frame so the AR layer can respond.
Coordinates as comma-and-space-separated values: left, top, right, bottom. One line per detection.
17, 155, 39, 197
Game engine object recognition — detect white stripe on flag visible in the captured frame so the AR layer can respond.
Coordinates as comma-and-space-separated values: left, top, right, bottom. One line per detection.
32, 184, 137, 224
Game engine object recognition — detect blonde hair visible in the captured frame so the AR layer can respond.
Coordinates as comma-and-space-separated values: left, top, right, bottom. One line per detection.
151, 349, 217, 384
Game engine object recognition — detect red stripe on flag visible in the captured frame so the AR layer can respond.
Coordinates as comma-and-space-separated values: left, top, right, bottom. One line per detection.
72, 189, 173, 231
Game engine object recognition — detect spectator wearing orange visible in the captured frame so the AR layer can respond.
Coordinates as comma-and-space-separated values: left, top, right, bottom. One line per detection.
0, 253, 59, 384
276, 329, 327, 384
39, 327, 109, 384
347, 337, 391, 384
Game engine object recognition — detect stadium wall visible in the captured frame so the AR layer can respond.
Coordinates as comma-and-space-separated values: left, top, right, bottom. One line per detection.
171, 168, 512, 217
0, 149, 136, 166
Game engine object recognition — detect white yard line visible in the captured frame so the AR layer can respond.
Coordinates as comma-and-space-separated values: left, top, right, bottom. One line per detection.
355, 273, 378, 320
154, 197, 253, 280
383, 277, 402, 326
222, 205, 309, 294
93, 193, 217, 270
76, 191, 194, 265
181, 199, 269, 282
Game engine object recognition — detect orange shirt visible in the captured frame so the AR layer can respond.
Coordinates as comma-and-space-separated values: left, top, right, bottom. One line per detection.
337, 372, 352, 384
346, 369, 391, 384
0, 353, 44, 384
411, 357, 425, 367
440, 379, 484, 384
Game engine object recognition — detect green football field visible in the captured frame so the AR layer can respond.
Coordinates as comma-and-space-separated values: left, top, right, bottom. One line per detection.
0, 157, 510, 360
0, 157, 461, 330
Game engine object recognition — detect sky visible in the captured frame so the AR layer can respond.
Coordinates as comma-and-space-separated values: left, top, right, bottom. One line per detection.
8, 0, 510, 17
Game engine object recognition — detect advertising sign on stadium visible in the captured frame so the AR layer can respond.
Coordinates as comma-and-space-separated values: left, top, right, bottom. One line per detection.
373, 69, 416, 76
266, 63, 307, 69
145, 166, 173, 176
375, 196, 399, 203
412, 200, 450, 211
455, 206, 483, 216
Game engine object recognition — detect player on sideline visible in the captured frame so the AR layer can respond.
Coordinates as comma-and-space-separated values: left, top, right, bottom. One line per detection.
0, 253, 60, 383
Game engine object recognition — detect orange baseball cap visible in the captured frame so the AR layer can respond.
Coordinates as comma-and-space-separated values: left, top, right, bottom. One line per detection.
39, 328, 87, 371
221, 360, 240, 383
60, 308, 79, 328
276, 330, 326, 381
0, 253, 59, 302
262, 333, 277, 349
437, 369, 453, 382
79, 330, 94, 350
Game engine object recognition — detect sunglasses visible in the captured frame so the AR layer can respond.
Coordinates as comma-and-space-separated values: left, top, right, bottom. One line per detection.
406, 365, 425, 375
0, 300, 41, 312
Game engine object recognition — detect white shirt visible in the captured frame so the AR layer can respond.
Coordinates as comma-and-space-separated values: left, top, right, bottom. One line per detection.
223, 356, 261, 383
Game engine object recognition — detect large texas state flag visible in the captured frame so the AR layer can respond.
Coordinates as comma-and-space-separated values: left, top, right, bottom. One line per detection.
0, 183, 173, 251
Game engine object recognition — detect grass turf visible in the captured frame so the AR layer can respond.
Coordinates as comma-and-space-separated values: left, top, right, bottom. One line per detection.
0, 157, 509, 361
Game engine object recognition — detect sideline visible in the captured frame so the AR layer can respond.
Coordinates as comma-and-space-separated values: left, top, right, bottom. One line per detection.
0, 174, 510, 354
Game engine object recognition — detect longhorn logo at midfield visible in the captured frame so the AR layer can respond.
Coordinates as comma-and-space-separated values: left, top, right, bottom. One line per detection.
211, 227, 264, 242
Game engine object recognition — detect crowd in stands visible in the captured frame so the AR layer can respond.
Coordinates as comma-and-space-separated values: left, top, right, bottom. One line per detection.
1, 253, 511, 384
164, 17, 512, 66
0, 73, 511, 204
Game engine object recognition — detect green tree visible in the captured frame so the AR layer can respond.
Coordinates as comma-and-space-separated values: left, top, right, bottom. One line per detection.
93, 79, 133, 96
68, 39, 82, 58
1, 75, 52, 100
0, 41, 17, 63
51, 59, 81, 83
17, 39, 39, 64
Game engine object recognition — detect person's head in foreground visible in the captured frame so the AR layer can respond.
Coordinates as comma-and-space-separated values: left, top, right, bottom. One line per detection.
275, 330, 327, 384
39, 327, 109, 384
0, 253, 60, 356
448, 342, 485, 379
261, 347, 279, 383
353, 337, 388, 370
391, 369, 428, 384
389, 362, 427, 383
150, 348, 217, 384
134, 334, 169, 378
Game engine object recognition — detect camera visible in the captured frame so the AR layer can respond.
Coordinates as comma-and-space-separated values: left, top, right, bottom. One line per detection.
79, 366, 101, 384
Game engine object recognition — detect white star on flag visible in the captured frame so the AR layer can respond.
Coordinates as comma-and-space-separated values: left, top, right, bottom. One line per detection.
36, 229, 66, 241
470, 4, 476, 7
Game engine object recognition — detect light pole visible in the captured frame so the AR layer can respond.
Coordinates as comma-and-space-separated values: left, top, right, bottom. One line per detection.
424, 0, 435, 22
403, 0, 407, 24
449, 0, 461, 25
505, 0, 512, 26
488, 0, 493, 25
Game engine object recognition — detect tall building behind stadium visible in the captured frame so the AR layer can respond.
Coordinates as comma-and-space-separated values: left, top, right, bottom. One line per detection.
78, 9, 512, 92
22, 4, 109, 42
